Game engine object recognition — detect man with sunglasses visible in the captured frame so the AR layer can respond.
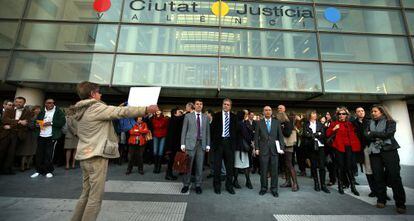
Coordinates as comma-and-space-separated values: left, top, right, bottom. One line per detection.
31, 98, 66, 178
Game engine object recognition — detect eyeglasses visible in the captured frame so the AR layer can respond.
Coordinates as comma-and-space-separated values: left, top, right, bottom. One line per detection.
338, 112, 348, 116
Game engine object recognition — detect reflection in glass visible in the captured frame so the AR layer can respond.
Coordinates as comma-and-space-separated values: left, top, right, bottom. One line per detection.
0, 21, 19, 49
220, 29, 317, 59
320, 34, 411, 63
314, 0, 399, 7
221, 58, 321, 92
405, 11, 414, 33
118, 25, 219, 55
402, 0, 414, 8
0, 51, 10, 79
0, 0, 26, 18
113, 55, 218, 88
323, 62, 414, 94
8, 52, 113, 84
26, 0, 122, 22
17, 22, 118, 52
317, 7, 405, 34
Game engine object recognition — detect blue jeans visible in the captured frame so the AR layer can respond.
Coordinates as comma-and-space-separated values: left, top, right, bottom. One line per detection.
153, 137, 166, 157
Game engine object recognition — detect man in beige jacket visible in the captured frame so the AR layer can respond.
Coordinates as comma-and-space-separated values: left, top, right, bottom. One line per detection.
71, 81, 158, 221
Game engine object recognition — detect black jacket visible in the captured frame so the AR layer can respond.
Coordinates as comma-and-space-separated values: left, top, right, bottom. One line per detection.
236, 120, 254, 152
352, 117, 370, 148
165, 114, 184, 153
211, 111, 238, 150
302, 121, 325, 151
364, 119, 400, 152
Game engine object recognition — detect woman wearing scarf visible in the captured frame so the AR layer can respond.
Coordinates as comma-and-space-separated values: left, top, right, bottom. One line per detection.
365, 105, 406, 214
326, 107, 361, 196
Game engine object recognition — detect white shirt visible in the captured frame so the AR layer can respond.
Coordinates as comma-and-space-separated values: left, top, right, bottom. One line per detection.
222, 111, 231, 137
40, 106, 56, 138
15, 108, 23, 120
309, 121, 324, 147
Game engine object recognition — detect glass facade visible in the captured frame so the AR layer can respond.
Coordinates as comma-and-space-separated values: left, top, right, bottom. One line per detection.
1, 0, 414, 99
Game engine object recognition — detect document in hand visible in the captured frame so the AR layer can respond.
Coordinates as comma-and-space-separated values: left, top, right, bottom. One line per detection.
127, 87, 161, 107
275, 140, 284, 154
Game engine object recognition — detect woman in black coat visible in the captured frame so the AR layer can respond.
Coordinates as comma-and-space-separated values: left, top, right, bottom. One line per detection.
164, 108, 184, 180
365, 104, 406, 214
233, 111, 254, 189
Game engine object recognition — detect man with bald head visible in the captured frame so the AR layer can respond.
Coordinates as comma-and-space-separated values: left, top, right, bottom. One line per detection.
254, 106, 285, 197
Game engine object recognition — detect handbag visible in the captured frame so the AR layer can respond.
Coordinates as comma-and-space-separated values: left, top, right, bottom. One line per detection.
145, 130, 153, 141
241, 139, 251, 152
326, 133, 336, 147
173, 151, 190, 174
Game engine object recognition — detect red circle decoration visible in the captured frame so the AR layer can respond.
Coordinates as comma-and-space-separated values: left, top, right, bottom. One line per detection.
93, 0, 111, 13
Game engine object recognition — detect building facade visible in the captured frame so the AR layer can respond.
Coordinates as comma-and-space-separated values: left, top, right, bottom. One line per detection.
0, 0, 414, 164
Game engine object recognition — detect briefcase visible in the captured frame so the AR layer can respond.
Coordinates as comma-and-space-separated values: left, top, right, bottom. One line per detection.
173, 151, 190, 174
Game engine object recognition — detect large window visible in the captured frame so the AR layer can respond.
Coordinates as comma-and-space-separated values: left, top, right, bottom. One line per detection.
0, 21, 19, 49
317, 7, 405, 34
320, 34, 412, 63
117, 25, 219, 55
402, 0, 414, 8
0, 0, 26, 18
314, 0, 399, 7
7, 52, 113, 84
25, 0, 122, 22
17, 22, 118, 52
221, 58, 321, 92
0, 51, 10, 79
113, 55, 218, 88
323, 63, 414, 94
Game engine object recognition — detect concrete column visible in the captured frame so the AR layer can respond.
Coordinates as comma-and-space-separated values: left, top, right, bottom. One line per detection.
383, 100, 414, 166
15, 87, 44, 106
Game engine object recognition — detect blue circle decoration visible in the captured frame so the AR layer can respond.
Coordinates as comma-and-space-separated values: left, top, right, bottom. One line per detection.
324, 7, 341, 23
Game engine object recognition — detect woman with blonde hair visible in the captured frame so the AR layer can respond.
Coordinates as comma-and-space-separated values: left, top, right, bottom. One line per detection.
326, 106, 361, 196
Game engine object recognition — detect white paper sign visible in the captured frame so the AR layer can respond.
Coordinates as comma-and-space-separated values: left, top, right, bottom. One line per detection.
275, 140, 284, 154
127, 87, 161, 107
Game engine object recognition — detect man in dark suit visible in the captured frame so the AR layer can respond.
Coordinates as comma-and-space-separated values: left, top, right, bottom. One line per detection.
180, 99, 210, 194
0, 97, 32, 174
254, 106, 285, 197
211, 98, 237, 194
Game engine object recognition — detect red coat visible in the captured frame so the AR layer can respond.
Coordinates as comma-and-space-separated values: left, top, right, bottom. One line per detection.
326, 120, 361, 153
128, 122, 149, 146
151, 115, 169, 138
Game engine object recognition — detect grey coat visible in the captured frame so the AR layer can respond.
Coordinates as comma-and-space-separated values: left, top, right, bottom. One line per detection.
181, 112, 210, 151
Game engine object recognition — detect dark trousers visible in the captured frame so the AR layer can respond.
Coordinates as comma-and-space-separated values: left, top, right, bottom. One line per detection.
295, 145, 307, 172
127, 145, 144, 171
370, 150, 406, 208
310, 147, 326, 181
260, 153, 279, 191
36, 137, 57, 175
213, 139, 234, 189
0, 134, 17, 173
325, 147, 336, 183
335, 146, 355, 173
166, 149, 178, 176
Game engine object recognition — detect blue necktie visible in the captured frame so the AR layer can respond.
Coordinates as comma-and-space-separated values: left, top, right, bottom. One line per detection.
266, 120, 271, 133
224, 112, 230, 137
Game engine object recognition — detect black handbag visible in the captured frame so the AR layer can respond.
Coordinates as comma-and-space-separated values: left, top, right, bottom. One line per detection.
241, 139, 251, 152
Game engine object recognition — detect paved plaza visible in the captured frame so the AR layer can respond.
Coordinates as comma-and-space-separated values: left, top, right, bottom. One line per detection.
0, 164, 413, 221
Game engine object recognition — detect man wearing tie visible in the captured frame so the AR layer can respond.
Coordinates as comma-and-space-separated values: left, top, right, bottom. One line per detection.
211, 98, 237, 194
254, 106, 285, 197
180, 99, 210, 194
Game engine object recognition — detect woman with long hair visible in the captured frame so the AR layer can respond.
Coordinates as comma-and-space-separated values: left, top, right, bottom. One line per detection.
303, 110, 329, 193
277, 112, 298, 192
233, 110, 254, 189
365, 104, 406, 214
151, 110, 169, 173
326, 107, 361, 196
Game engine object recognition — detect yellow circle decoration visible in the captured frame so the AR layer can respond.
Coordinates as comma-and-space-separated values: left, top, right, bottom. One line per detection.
211, 1, 229, 17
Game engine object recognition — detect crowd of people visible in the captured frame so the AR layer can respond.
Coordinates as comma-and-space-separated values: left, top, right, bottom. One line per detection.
0, 81, 408, 220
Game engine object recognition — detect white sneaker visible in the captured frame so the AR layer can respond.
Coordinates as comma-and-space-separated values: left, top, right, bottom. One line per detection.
30, 172, 39, 178
46, 173, 53, 178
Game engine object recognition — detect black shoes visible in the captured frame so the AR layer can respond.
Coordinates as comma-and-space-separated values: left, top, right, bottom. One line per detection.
181, 186, 189, 194
259, 190, 267, 195
214, 188, 221, 194
271, 191, 279, 198
195, 187, 202, 194
368, 192, 376, 197
226, 187, 235, 195
246, 180, 253, 189
233, 180, 241, 189
321, 186, 331, 194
